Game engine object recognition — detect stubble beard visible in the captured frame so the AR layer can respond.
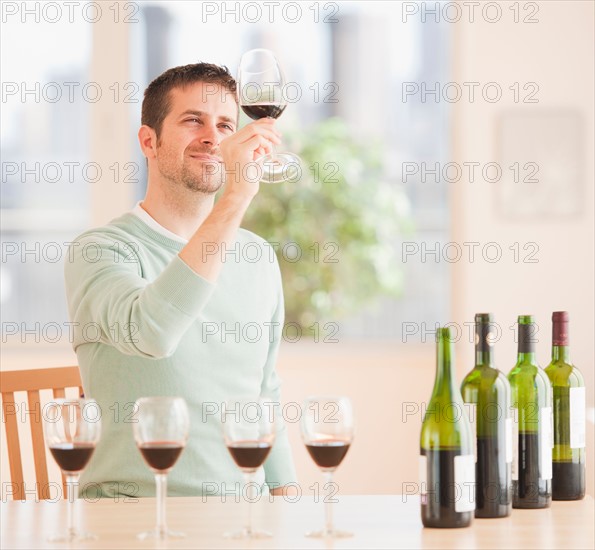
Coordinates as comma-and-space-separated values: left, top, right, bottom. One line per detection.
156, 145, 224, 195
178, 159, 223, 194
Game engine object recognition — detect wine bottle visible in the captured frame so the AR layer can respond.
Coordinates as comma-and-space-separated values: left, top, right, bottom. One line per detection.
545, 311, 586, 500
461, 313, 512, 518
420, 327, 475, 528
508, 315, 552, 509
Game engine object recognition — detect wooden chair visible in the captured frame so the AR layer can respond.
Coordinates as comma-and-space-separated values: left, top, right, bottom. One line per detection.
0, 366, 83, 500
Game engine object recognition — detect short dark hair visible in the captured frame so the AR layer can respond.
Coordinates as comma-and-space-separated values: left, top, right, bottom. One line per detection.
141, 63, 237, 138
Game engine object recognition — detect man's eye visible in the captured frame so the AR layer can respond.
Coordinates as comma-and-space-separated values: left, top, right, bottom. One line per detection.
186, 118, 201, 123
220, 124, 234, 131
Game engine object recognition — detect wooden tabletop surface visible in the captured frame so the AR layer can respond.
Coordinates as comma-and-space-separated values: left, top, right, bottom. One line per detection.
2, 494, 593, 549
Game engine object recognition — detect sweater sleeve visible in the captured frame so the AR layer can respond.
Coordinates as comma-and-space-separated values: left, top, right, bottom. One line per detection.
261, 258, 298, 489
64, 232, 215, 358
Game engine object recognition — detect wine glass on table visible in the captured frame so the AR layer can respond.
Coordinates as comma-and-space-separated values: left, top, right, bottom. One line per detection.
237, 48, 301, 184
301, 396, 354, 538
44, 398, 101, 542
222, 397, 277, 538
133, 396, 189, 540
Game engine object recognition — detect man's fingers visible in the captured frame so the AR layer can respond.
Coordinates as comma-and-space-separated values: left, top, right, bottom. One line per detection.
242, 135, 273, 158
235, 119, 282, 141
237, 127, 281, 146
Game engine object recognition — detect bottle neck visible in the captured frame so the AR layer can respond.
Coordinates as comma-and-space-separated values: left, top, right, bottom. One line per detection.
475, 350, 494, 366
517, 321, 536, 359
552, 317, 569, 361
475, 321, 494, 367
434, 335, 456, 393
552, 345, 571, 362
517, 351, 537, 365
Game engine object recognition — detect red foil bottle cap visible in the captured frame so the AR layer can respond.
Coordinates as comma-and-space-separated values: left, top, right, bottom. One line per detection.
552, 311, 569, 346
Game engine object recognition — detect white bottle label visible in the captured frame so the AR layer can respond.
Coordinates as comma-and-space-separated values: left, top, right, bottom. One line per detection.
454, 454, 475, 513
540, 406, 553, 480
465, 403, 477, 463
569, 387, 586, 449
505, 417, 513, 464
419, 455, 427, 504
511, 407, 519, 480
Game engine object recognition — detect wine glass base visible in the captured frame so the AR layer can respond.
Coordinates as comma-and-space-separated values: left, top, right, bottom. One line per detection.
258, 153, 301, 184
48, 531, 97, 543
137, 529, 186, 540
305, 528, 353, 539
224, 528, 273, 539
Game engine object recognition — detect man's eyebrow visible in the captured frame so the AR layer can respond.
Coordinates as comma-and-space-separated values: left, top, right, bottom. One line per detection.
178, 110, 236, 125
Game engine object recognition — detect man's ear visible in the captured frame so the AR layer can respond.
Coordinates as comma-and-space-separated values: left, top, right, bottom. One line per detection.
138, 125, 158, 159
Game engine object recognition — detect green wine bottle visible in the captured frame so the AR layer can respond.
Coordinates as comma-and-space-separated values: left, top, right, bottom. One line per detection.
508, 315, 552, 509
420, 327, 474, 528
545, 311, 586, 500
461, 313, 512, 518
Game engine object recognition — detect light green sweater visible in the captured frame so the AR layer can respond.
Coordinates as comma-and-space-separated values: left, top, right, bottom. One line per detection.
64, 213, 297, 498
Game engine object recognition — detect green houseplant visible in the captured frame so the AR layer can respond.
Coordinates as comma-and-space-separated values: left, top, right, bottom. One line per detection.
242, 117, 412, 329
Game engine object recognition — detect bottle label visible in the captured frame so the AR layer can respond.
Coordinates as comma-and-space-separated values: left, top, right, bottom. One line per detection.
570, 387, 586, 449
540, 407, 553, 480
505, 417, 513, 464
419, 455, 427, 504
454, 455, 475, 512
464, 403, 477, 463
511, 407, 519, 480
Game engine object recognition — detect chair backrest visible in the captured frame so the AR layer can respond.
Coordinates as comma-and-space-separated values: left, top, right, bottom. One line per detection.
0, 367, 83, 500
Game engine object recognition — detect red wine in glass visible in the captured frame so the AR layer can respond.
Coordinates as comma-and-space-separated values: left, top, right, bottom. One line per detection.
43, 398, 101, 542
222, 398, 277, 539
133, 397, 189, 540
305, 439, 351, 470
227, 440, 272, 471
301, 396, 354, 538
49, 442, 96, 472
241, 103, 287, 120
237, 49, 301, 184
139, 442, 185, 472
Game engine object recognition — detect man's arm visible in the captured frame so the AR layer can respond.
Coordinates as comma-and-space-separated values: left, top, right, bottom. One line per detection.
261, 258, 299, 492
64, 120, 281, 359
178, 119, 281, 282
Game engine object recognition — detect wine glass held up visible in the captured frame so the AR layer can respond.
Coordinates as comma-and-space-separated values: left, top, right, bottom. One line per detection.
301, 396, 354, 538
43, 398, 101, 543
237, 48, 301, 184
133, 396, 189, 540
222, 398, 277, 539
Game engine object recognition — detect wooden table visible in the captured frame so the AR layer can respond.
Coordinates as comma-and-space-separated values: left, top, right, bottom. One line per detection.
1, 495, 593, 549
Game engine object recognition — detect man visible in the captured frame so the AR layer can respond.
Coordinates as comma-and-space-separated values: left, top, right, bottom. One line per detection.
65, 63, 297, 498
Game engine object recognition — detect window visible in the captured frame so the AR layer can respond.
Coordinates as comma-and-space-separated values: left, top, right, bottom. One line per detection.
1, 13, 91, 342
1, 1, 451, 349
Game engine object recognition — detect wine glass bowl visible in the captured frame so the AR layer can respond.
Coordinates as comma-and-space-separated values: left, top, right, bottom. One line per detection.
43, 398, 101, 542
222, 398, 277, 538
301, 396, 354, 538
133, 396, 189, 540
237, 48, 301, 184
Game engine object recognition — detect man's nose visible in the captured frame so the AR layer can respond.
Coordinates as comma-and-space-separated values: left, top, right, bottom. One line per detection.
200, 123, 219, 146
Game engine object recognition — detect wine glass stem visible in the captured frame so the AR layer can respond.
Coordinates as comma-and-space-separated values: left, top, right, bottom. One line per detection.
155, 473, 168, 538
243, 472, 254, 536
267, 116, 279, 163
324, 471, 334, 535
65, 473, 78, 539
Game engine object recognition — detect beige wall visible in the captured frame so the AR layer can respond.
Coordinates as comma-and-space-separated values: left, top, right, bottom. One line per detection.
451, 1, 594, 495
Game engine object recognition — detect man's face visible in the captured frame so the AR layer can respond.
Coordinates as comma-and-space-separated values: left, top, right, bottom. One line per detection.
154, 82, 238, 194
